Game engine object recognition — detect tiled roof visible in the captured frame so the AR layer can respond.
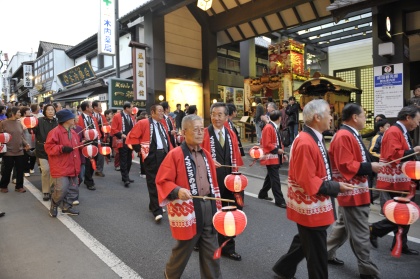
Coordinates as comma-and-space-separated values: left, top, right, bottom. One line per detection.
37, 41, 73, 58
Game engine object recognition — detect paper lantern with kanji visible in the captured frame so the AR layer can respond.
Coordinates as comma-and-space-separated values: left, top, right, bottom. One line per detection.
84, 129, 98, 141
249, 146, 263, 159
401, 161, 420, 180
22, 116, 38, 129
82, 145, 98, 170
101, 125, 111, 134
224, 172, 248, 207
99, 146, 111, 156
213, 206, 247, 237
0, 133, 12, 144
383, 197, 420, 257
132, 107, 139, 115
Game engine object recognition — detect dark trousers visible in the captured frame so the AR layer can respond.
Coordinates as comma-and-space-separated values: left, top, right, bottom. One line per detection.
119, 144, 133, 182
144, 150, 166, 217
371, 192, 413, 249
273, 224, 329, 279
23, 150, 36, 173
0, 156, 25, 189
84, 154, 98, 187
259, 164, 285, 205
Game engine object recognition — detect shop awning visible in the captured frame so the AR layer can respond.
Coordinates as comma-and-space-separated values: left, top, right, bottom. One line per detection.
54, 91, 94, 102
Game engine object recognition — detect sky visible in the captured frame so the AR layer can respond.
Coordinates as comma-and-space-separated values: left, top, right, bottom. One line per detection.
0, 0, 147, 63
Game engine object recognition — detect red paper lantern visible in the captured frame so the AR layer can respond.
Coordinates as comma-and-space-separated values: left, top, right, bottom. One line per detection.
84, 129, 98, 140
132, 107, 139, 115
82, 145, 98, 158
101, 125, 111, 134
224, 172, 248, 206
22, 116, 38, 129
401, 161, 420, 179
212, 206, 247, 237
249, 146, 263, 159
0, 133, 12, 143
383, 197, 420, 258
99, 146, 111, 156
176, 135, 184, 144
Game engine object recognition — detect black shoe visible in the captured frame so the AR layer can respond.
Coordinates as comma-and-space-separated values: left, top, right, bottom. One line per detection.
193, 246, 199, 252
62, 207, 80, 216
360, 274, 381, 279
43, 193, 50, 201
258, 196, 273, 201
124, 181, 130, 188
328, 257, 344, 265
95, 172, 105, 177
87, 185, 96, 191
401, 248, 419, 255
369, 226, 378, 248
0, 212, 5, 217
128, 179, 134, 183
49, 205, 57, 218
275, 202, 287, 208
222, 252, 242, 261
272, 269, 296, 279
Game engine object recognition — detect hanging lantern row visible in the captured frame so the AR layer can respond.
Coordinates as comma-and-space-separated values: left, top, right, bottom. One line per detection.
22, 116, 38, 129
0, 133, 12, 144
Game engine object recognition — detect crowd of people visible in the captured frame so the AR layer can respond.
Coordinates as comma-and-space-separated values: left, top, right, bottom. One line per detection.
1, 97, 419, 279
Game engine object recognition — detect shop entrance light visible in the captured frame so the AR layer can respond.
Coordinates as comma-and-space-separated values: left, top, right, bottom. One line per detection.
197, 0, 213, 11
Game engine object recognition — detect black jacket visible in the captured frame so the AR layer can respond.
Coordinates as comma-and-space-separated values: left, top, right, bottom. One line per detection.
33, 117, 58, 159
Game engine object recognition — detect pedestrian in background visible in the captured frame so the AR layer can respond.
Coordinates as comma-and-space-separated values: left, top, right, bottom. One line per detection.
286, 96, 300, 144
254, 97, 265, 145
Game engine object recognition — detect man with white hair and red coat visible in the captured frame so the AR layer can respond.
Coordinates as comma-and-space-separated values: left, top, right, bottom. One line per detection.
156, 114, 222, 279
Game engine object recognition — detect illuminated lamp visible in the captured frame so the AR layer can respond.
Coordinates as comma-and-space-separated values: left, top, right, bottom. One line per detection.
251, 102, 257, 107
84, 129, 98, 141
249, 146, 263, 159
383, 197, 420, 257
224, 172, 248, 207
0, 133, 12, 143
213, 206, 247, 237
132, 107, 139, 115
401, 161, 420, 179
212, 99, 217, 104
197, 0, 213, 11
158, 95, 164, 101
82, 145, 99, 170
22, 116, 38, 128
101, 125, 111, 134
99, 146, 111, 156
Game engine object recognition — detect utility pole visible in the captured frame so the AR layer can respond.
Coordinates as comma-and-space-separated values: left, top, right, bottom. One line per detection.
115, 0, 120, 78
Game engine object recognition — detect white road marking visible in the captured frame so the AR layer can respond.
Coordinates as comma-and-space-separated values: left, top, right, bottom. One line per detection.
24, 179, 143, 279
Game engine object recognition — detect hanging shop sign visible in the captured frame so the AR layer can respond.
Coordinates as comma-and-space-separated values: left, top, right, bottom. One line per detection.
57, 61, 96, 88
108, 78, 146, 109
98, 0, 115, 55
23, 64, 33, 88
130, 43, 147, 101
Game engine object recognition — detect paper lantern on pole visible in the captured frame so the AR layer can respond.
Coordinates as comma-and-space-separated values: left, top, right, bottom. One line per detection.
22, 116, 38, 129
132, 107, 139, 115
82, 145, 98, 170
249, 146, 263, 159
401, 161, 420, 180
101, 125, 111, 134
0, 133, 12, 144
383, 197, 420, 258
176, 134, 184, 144
224, 172, 248, 207
99, 146, 111, 156
84, 129, 98, 141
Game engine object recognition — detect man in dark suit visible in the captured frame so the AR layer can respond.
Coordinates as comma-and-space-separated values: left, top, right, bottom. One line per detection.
160, 101, 177, 148
225, 103, 245, 156
286, 96, 300, 144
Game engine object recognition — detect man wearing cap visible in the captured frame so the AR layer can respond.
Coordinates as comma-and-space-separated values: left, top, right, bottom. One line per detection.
45, 109, 82, 217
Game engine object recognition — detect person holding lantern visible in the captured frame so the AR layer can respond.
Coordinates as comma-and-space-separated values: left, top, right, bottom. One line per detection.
111, 102, 135, 188
202, 102, 244, 261
126, 104, 173, 223
326, 103, 382, 279
92, 100, 109, 178
272, 99, 353, 279
20, 107, 37, 177
370, 105, 420, 255
78, 101, 101, 191
156, 114, 222, 279
258, 110, 287, 208
44, 109, 81, 217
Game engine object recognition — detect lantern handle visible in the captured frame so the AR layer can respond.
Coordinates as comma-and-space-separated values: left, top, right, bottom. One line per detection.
73, 142, 93, 149
349, 185, 409, 195
192, 196, 235, 203
77, 123, 95, 134
385, 152, 420, 165
219, 165, 246, 168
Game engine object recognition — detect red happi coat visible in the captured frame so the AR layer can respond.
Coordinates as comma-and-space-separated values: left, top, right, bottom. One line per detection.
287, 132, 335, 227
377, 125, 412, 191
260, 122, 284, 166
329, 129, 370, 206
201, 126, 244, 167
78, 113, 101, 139
110, 112, 135, 137
156, 146, 222, 240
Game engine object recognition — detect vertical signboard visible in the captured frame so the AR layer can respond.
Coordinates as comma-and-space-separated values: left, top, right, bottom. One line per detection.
98, 0, 115, 55
132, 47, 147, 101
374, 63, 404, 118
108, 78, 146, 109
23, 65, 33, 88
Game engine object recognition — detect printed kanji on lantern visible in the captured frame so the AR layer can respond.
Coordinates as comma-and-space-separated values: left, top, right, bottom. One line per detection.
0, 133, 12, 143
401, 161, 420, 180
84, 129, 98, 141
22, 116, 38, 129
101, 125, 111, 134
249, 146, 263, 159
212, 206, 247, 237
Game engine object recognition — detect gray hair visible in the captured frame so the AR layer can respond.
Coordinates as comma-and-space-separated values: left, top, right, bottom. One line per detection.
181, 114, 203, 130
302, 99, 329, 124
210, 102, 228, 115
267, 102, 278, 110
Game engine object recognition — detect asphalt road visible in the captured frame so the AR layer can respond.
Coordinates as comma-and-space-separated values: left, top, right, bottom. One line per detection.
1, 147, 420, 279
